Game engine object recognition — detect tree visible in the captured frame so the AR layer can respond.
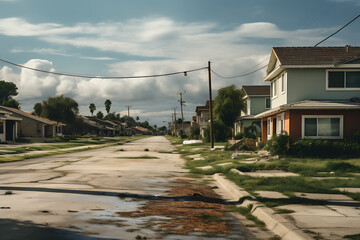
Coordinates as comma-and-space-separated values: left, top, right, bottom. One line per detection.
40, 95, 79, 124
104, 99, 112, 115
214, 84, 246, 128
33, 103, 42, 116
136, 116, 140, 121
96, 111, 104, 119
89, 103, 96, 116
0, 80, 20, 109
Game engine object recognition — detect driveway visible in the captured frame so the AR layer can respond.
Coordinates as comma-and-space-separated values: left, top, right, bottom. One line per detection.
0, 136, 273, 240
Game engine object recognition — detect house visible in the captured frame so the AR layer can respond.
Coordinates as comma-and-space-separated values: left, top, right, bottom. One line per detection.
194, 101, 212, 138
0, 109, 22, 142
0, 106, 65, 140
234, 85, 270, 137
79, 116, 118, 136
255, 46, 360, 142
132, 126, 153, 135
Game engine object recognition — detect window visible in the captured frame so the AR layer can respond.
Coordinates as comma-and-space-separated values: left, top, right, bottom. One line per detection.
37, 123, 42, 133
267, 117, 271, 139
281, 74, 285, 93
271, 79, 277, 98
247, 99, 251, 115
265, 97, 270, 109
0, 122, 3, 134
302, 115, 343, 139
327, 70, 360, 89
276, 114, 285, 135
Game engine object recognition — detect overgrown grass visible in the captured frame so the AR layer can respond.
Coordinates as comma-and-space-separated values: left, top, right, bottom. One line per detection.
228, 205, 266, 230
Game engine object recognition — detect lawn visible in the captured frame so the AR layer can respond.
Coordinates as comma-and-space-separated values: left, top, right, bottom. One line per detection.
168, 136, 360, 202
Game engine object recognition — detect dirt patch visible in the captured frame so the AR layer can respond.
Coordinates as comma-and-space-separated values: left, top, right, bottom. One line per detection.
117, 185, 229, 235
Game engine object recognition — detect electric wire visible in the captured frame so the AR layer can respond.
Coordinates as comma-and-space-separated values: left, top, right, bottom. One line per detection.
0, 58, 207, 79
211, 64, 267, 79
314, 12, 360, 47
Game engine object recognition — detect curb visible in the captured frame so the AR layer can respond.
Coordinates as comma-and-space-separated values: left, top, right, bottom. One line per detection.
213, 173, 313, 240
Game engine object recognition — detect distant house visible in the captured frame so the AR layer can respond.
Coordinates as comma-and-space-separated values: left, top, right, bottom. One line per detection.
79, 116, 119, 136
234, 85, 270, 137
194, 101, 212, 138
132, 126, 153, 135
255, 46, 360, 142
0, 106, 65, 140
0, 109, 22, 142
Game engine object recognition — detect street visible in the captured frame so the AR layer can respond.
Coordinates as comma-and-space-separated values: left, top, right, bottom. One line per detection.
0, 136, 272, 240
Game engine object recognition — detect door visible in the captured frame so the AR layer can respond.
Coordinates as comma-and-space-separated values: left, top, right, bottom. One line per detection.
5, 120, 14, 141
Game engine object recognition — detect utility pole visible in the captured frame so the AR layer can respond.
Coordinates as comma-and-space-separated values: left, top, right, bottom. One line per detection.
208, 61, 214, 148
125, 105, 131, 117
178, 92, 186, 134
173, 107, 177, 136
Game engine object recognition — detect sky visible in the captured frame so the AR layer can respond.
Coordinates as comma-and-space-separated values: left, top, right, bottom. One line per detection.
0, 0, 359, 127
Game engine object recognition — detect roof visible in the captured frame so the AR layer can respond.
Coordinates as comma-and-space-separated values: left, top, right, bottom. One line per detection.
195, 100, 213, 113
242, 85, 270, 96
273, 46, 360, 66
133, 126, 153, 134
0, 105, 62, 125
255, 99, 360, 118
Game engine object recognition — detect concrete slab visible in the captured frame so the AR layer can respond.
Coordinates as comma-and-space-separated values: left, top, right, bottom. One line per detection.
254, 191, 289, 199
279, 205, 343, 217
336, 188, 360, 193
216, 162, 233, 167
195, 166, 213, 170
294, 192, 354, 201
233, 170, 299, 178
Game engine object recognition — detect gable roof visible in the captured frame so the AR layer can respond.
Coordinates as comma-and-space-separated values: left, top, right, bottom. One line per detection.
273, 46, 360, 66
0, 105, 61, 125
242, 85, 270, 96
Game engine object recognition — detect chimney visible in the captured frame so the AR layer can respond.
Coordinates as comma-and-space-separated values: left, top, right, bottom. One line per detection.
345, 45, 351, 53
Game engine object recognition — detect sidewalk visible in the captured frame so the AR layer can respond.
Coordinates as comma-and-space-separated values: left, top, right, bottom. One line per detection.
212, 173, 360, 240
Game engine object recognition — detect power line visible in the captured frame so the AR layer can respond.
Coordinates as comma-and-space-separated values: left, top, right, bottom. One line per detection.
0, 58, 207, 79
315, 12, 360, 47
211, 64, 267, 79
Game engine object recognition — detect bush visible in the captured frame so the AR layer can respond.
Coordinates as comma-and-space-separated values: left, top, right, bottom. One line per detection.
189, 127, 200, 139
289, 139, 360, 158
265, 134, 292, 156
234, 132, 244, 140
203, 120, 232, 142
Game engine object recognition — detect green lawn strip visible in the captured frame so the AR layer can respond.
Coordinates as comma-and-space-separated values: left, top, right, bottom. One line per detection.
344, 233, 360, 240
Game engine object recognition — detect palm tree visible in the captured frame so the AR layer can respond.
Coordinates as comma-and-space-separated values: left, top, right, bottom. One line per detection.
104, 99, 112, 115
89, 103, 96, 116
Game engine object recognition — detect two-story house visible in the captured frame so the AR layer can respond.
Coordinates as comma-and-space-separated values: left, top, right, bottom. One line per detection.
255, 46, 360, 142
234, 85, 270, 137
194, 101, 211, 138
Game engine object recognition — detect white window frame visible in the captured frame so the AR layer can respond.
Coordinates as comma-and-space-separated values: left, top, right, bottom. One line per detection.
247, 99, 251, 115
265, 97, 270, 109
301, 115, 343, 139
326, 69, 360, 91
281, 73, 286, 94
276, 113, 285, 135
271, 79, 277, 99
267, 117, 271, 140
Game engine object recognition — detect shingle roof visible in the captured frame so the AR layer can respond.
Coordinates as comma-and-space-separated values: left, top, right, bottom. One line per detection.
0, 105, 61, 125
242, 85, 270, 96
273, 46, 360, 66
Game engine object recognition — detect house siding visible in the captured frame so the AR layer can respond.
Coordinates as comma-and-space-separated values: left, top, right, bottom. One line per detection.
287, 69, 360, 104
271, 72, 288, 109
250, 96, 269, 115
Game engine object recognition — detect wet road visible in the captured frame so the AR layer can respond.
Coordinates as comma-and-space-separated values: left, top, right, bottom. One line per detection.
0, 136, 271, 240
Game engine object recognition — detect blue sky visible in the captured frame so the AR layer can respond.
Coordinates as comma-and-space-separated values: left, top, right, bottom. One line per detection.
0, 0, 359, 126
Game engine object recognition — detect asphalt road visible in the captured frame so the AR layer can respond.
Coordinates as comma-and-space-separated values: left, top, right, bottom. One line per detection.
0, 136, 273, 240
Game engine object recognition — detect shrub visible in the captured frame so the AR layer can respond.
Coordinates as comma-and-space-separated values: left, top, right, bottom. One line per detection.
289, 139, 360, 158
203, 120, 232, 142
234, 132, 244, 140
189, 127, 200, 139
265, 134, 292, 156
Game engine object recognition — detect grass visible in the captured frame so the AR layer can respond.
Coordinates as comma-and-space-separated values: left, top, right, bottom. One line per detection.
196, 214, 224, 223
345, 234, 360, 240
228, 204, 266, 230
0, 135, 150, 164
274, 208, 295, 214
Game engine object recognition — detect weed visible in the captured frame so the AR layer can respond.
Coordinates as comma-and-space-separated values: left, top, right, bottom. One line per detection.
144, 148, 149, 151
4, 191, 12, 195
229, 205, 266, 229
197, 214, 224, 223
269, 236, 281, 240
117, 156, 159, 159
344, 233, 360, 240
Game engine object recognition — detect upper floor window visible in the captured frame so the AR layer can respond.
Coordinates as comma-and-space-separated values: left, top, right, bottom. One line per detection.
281, 74, 285, 93
247, 99, 250, 115
271, 79, 277, 98
327, 70, 360, 90
0, 122, 3, 134
265, 97, 270, 109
